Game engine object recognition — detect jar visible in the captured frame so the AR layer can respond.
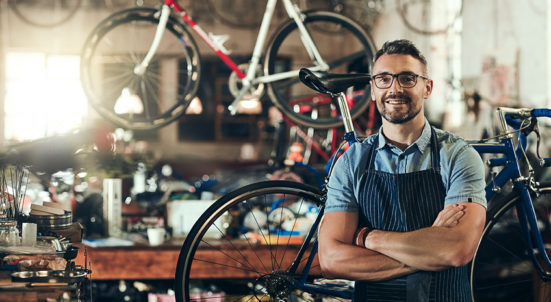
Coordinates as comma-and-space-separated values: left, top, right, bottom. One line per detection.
0, 220, 19, 246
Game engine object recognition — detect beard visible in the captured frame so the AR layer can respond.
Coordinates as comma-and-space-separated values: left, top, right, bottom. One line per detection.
377, 93, 422, 124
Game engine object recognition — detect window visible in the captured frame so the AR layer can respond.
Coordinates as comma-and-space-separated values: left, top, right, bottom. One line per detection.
4, 52, 87, 142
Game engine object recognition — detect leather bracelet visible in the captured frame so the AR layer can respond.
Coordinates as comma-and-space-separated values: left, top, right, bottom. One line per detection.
354, 227, 371, 247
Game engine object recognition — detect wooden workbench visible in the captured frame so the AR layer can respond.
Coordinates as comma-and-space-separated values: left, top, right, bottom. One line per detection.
73, 239, 319, 280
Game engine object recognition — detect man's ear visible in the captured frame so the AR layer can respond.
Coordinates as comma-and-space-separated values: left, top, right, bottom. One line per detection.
424, 79, 433, 99
370, 83, 376, 101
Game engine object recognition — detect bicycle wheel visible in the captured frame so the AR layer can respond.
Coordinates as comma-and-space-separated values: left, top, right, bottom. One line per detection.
175, 181, 351, 302
397, 0, 463, 35
81, 8, 201, 130
265, 11, 376, 129
470, 185, 551, 301
8, 0, 82, 28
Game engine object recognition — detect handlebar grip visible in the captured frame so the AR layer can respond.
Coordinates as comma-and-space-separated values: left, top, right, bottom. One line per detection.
533, 108, 551, 118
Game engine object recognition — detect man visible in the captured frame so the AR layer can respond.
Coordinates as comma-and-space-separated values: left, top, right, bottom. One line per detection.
318, 39, 487, 301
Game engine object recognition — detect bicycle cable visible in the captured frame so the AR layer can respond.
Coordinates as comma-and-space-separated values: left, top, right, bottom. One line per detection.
516, 120, 535, 177
470, 120, 533, 143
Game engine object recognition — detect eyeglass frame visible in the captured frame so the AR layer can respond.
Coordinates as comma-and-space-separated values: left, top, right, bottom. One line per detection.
371, 72, 430, 89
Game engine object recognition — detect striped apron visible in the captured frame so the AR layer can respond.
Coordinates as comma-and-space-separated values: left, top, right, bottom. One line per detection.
354, 127, 471, 302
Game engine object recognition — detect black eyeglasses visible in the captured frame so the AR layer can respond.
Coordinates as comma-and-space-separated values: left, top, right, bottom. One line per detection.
371, 72, 429, 89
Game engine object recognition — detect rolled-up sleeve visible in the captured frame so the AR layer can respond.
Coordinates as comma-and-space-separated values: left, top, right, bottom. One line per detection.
444, 145, 487, 208
325, 152, 360, 213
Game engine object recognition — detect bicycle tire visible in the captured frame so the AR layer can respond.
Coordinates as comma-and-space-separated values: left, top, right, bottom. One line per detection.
175, 181, 350, 302
8, 0, 82, 28
470, 184, 551, 301
80, 7, 201, 130
265, 11, 376, 129
397, 0, 463, 35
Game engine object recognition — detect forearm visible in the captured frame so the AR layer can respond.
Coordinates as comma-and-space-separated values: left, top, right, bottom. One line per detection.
365, 227, 471, 271
365, 202, 486, 271
319, 240, 417, 281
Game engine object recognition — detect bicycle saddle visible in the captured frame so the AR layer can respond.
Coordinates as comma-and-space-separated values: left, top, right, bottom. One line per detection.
299, 68, 371, 95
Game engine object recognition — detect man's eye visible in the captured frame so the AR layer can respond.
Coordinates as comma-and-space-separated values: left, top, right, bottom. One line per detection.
400, 75, 415, 83
377, 76, 391, 83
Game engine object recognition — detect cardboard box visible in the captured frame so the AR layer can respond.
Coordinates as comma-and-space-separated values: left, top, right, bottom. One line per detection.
166, 200, 216, 238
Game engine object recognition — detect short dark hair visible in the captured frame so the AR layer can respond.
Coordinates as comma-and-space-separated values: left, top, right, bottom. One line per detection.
373, 39, 428, 73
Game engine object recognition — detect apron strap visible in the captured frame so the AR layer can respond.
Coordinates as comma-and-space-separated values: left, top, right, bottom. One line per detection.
430, 126, 441, 172
365, 127, 441, 172
365, 133, 378, 171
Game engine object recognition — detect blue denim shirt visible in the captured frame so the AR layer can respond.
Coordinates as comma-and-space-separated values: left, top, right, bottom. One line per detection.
325, 119, 487, 213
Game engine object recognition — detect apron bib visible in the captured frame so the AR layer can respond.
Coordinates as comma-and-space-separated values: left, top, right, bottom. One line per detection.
354, 127, 471, 302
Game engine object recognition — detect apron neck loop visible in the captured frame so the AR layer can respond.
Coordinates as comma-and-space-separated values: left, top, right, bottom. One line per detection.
366, 126, 441, 172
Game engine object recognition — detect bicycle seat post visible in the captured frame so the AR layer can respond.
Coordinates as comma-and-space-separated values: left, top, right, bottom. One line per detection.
334, 92, 355, 135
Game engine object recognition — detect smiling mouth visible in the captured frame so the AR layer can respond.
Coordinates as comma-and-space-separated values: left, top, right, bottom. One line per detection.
385, 99, 408, 104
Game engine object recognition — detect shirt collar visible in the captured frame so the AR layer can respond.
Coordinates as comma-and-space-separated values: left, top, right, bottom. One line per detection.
376, 119, 432, 154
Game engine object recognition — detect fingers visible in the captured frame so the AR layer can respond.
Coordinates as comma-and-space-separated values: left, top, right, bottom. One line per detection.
433, 204, 465, 228
443, 210, 464, 227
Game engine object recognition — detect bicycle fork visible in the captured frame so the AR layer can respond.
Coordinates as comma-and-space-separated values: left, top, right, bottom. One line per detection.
133, 4, 171, 76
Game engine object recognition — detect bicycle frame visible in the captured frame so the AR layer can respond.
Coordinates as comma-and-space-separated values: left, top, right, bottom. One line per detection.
137, 0, 330, 114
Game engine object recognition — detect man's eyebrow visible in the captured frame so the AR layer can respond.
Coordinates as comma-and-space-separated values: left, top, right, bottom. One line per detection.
373, 71, 417, 76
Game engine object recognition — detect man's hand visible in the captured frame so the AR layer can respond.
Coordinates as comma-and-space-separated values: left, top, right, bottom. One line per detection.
432, 203, 465, 228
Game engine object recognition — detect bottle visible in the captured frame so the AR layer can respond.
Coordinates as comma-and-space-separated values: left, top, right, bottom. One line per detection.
0, 221, 19, 246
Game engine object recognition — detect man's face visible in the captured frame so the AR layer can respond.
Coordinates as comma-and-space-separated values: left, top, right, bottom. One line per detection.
370, 54, 433, 124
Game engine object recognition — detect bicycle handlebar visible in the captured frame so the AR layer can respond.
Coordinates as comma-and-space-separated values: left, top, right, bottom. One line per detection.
499, 107, 551, 121
533, 108, 551, 118
494, 107, 551, 168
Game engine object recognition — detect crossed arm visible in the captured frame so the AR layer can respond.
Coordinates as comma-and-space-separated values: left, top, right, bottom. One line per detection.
317, 202, 486, 281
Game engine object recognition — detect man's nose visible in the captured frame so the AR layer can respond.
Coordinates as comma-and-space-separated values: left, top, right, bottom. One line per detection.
388, 76, 403, 92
